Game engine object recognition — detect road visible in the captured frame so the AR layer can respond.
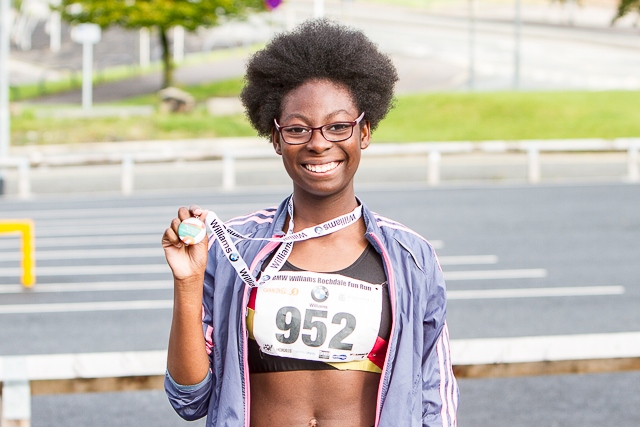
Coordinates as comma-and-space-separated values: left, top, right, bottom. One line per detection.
1, 182, 639, 426
330, 3, 640, 93
9, 0, 640, 100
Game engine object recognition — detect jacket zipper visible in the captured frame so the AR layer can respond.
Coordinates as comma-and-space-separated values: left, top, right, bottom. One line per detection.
367, 232, 396, 427
242, 240, 282, 427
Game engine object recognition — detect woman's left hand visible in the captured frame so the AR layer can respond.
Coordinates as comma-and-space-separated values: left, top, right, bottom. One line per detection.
162, 205, 210, 283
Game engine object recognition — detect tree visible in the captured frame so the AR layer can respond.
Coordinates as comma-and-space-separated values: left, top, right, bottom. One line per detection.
57, 0, 266, 88
551, 0, 640, 23
614, 0, 640, 21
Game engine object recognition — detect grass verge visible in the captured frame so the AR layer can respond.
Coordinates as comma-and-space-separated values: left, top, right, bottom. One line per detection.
11, 78, 640, 145
374, 91, 640, 142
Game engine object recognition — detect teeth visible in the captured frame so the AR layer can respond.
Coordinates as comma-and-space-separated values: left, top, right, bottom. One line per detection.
305, 162, 340, 173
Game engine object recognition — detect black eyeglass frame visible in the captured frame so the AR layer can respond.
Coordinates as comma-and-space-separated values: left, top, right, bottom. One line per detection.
273, 112, 366, 145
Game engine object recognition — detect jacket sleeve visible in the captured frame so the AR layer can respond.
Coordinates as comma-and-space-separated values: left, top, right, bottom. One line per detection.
164, 250, 217, 421
165, 369, 213, 421
421, 246, 459, 426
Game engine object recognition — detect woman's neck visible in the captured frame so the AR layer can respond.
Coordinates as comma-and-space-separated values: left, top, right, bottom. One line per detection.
290, 188, 359, 230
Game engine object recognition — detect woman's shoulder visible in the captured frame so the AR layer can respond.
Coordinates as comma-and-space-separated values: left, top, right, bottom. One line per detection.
367, 210, 440, 270
224, 205, 280, 233
369, 212, 434, 247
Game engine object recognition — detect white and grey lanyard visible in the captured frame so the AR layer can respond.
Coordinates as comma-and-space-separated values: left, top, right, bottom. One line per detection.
201, 198, 362, 288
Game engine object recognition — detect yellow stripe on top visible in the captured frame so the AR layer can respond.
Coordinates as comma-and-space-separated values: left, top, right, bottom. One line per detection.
326, 359, 382, 373
247, 307, 256, 341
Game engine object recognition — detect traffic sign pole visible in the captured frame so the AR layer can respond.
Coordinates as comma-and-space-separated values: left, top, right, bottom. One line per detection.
70, 24, 101, 110
0, 0, 12, 195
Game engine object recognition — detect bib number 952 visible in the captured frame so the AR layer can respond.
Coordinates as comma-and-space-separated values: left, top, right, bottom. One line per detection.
275, 307, 356, 350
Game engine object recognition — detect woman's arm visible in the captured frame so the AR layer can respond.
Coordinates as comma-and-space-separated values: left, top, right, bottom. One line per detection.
421, 246, 459, 427
163, 206, 211, 385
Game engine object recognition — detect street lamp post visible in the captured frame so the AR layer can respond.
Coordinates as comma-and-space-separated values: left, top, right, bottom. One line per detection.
514, 0, 522, 90
468, 0, 478, 91
314, 0, 324, 18
0, 0, 12, 195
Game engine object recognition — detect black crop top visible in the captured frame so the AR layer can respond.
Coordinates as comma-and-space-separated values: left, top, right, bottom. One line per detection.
247, 244, 390, 374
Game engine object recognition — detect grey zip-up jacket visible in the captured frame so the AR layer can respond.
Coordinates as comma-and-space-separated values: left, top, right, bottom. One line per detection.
165, 196, 459, 426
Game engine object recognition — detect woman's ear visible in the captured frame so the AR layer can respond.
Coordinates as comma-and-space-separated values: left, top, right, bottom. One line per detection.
360, 121, 371, 150
272, 128, 282, 155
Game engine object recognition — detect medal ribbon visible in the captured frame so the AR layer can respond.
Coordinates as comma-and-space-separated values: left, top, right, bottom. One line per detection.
202, 197, 362, 288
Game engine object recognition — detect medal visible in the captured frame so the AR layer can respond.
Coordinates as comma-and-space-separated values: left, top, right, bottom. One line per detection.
178, 217, 206, 245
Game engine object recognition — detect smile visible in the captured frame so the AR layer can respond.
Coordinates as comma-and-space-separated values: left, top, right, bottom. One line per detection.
304, 161, 341, 173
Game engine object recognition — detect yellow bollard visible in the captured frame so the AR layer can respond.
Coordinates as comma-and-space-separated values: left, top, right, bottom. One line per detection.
0, 220, 36, 287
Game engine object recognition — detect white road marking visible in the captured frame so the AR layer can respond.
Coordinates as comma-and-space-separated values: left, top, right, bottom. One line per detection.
0, 264, 169, 276
0, 281, 172, 294
0, 266, 543, 279
0, 300, 173, 314
22, 223, 165, 237
0, 248, 164, 261
451, 331, 640, 365
438, 255, 498, 265
0, 286, 625, 314
444, 269, 547, 281
0, 234, 159, 249
448, 286, 625, 300
0, 203, 266, 221
3, 247, 469, 262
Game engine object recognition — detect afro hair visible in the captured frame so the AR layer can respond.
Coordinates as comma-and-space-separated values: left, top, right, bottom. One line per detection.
240, 19, 398, 138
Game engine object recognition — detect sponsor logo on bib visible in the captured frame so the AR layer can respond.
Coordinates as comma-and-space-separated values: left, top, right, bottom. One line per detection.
311, 286, 329, 302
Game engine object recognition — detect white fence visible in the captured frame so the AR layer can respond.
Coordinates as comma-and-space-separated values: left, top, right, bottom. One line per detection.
1, 138, 639, 198
0, 157, 30, 199
1, 332, 640, 425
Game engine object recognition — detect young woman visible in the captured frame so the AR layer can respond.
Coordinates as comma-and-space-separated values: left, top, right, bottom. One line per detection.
162, 19, 458, 427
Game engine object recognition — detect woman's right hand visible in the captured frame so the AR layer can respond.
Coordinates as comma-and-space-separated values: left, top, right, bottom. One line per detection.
162, 205, 210, 284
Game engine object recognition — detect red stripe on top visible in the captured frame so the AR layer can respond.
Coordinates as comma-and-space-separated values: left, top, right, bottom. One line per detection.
248, 287, 257, 310
368, 336, 388, 370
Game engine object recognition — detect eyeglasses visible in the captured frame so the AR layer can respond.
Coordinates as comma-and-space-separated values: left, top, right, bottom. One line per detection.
273, 112, 365, 145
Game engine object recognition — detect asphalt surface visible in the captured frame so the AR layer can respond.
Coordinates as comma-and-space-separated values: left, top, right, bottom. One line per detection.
1, 183, 639, 426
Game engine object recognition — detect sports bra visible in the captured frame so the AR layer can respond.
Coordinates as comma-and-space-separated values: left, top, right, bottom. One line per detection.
247, 244, 390, 374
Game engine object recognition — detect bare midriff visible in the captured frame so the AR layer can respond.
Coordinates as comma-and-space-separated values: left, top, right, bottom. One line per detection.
250, 370, 380, 427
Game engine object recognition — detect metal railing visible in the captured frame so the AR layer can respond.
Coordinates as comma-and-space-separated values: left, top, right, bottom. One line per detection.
0, 157, 30, 199
1, 331, 639, 425
1, 138, 639, 199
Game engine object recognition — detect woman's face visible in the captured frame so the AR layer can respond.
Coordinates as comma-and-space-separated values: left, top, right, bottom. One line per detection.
272, 79, 370, 200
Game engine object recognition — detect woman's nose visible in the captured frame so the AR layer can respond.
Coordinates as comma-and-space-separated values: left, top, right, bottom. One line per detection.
305, 129, 333, 152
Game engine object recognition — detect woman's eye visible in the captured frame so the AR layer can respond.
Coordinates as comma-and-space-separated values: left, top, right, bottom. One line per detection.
284, 126, 310, 134
326, 123, 350, 132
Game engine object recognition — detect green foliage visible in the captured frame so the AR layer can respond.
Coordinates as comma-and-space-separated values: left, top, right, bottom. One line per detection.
57, 0, 265, 31
551, 0, 639, 22
56, 0, 266, 87
614, 0, 640, 20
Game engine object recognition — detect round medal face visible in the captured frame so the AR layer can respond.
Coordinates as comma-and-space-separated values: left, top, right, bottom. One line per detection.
311, 286, 329, 302
178, 217, 206, 245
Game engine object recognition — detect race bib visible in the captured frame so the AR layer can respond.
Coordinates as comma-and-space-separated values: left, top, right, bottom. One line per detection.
252, 271, 383, 363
